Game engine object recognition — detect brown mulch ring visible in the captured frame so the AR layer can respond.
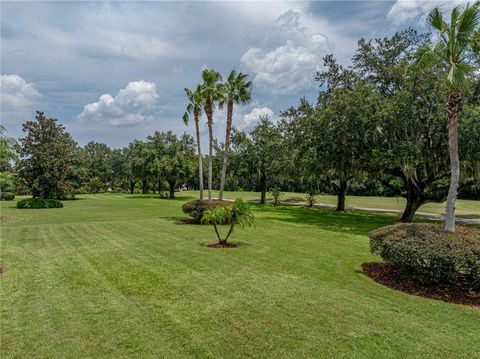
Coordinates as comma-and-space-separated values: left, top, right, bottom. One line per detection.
0, 266, 7, 275
362, 262, 480, 308
205, 242, 239, 249
180, 218, 202, 225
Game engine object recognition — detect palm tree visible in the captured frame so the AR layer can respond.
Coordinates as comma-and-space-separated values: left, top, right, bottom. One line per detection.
199, 69, 224, 203
183, 85, 205, 200
414, 2, 479, 232
218, 70, 252, 201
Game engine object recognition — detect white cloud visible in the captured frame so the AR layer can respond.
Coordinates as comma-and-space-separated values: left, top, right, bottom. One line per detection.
78, 80, 159, 127
242, 107, 274, 127
241, 11, 331, 94
1, 74, 41, 112
0, 74, 41, 129
387, 0, 467, 25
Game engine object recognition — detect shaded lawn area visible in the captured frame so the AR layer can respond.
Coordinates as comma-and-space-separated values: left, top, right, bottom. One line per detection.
1, 193, 479, 358
182, 190, 480, 218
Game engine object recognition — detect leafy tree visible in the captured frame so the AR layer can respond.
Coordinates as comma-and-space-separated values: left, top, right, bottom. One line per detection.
414, 2, 480, 232
200, 69, 224, 203
353, 29, 452, 222
183, 85, 205, 200
202, 198, 254, 245
147, 131, 195, 198
249, 116, 283, 204
82, 141, 114, 189
218, 69, 252, 200
89, 177, 102, 194
125, 140, 154, 194
18, 111, 76, 199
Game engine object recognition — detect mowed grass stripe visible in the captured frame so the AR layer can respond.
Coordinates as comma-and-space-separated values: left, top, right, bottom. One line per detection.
1, 194, 479, 358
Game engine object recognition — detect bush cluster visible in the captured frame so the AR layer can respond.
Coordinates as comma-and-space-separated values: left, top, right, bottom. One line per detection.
181, 199, 232, 223
369, 223, 480, 288
17, 198, 64, 209
1, 192, 15, 201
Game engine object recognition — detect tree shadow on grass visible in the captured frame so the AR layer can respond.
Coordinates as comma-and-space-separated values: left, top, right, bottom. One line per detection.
251, 204, 397, 236
125, 195, 197, 202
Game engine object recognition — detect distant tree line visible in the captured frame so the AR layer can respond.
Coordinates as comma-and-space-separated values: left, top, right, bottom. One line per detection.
1, 28, 478, 224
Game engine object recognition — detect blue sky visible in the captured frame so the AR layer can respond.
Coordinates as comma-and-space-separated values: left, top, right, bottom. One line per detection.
0, 0, 464, 148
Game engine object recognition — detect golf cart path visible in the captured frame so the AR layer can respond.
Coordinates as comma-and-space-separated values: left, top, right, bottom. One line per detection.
275, 201, 480, 225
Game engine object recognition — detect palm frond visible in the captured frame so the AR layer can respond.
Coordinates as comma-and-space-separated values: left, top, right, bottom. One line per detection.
427, 8, 448, 32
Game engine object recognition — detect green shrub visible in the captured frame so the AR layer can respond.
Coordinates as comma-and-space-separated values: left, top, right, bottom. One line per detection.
1, 192, 15, 201
369, 223, 480, 288
181, 199, 232, 223
17, 198, 64, 209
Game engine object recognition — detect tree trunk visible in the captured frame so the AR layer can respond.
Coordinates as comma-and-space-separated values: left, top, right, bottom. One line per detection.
168, 180, 175, 199
130, 181, 135, 194
142, 179, 148, 194
206, 97, 213, 204
335, 179, 348, 212
444, 92, 462, 233
157, 180, 162, 196
219, 100, 233, 201
194, 111, 204, 201
399, 179, 424, 223
260, 170, 267, 204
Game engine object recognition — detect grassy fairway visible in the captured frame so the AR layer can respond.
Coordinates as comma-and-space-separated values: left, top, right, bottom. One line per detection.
1, 193, 479, 358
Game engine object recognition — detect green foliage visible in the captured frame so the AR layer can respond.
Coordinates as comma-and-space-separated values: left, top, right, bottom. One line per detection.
369, 223, 480, 287
1, 192, 15, 201
18, 111, 76, 199
201, 198, 254, 244
89, 177, 102, 194
17, 198, 63, 209
0, 171, 15, 192
181, 199, 232, 223
269, 186, 283, 206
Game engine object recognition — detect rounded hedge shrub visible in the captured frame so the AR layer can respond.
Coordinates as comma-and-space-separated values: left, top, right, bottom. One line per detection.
17, 198, 64, 209
369, 223, 480, 288
1, 192, 15, 201
181, 199, 232, 223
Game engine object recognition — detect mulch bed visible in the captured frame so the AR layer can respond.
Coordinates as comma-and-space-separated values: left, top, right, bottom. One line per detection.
362, 262, 480, 308
205, 242, 239, 249
0, 266, 7, 275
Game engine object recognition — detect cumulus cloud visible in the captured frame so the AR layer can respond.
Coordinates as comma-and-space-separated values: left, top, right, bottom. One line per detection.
78, 80, 159, 126
387, 0, 467, 25
241, 11, 331, 94
242, 107, 274, 126
0, 74, 41, 128
1, 74, 41, 112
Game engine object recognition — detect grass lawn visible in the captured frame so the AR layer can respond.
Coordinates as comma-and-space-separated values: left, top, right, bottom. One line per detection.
197, 190, 480, 218
1, 192, 479, 358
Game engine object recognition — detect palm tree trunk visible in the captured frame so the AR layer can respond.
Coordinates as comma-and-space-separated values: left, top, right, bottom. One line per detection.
444, 92, 462, 233
194, 112, 204, 201
206, 97, 213, 204
219, 100, 233, 201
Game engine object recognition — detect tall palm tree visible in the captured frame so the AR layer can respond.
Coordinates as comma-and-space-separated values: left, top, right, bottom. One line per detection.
183, 85, 205, 200
414, 2, 479, 232
218, 70, 252, 201
200, 69, 224, 203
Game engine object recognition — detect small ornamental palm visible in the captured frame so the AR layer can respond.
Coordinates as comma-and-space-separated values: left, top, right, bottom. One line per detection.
413, 2, 479, 232
268, 186, 283, 206
201, 198, 254, 245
